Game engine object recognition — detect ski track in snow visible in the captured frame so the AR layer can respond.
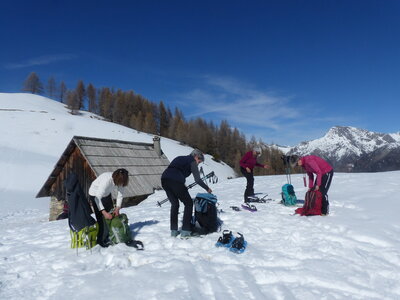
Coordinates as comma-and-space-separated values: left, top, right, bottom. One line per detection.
1, 173, 400, 300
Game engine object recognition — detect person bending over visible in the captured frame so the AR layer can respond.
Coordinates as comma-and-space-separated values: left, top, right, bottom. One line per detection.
290, 155, 334, 215
161, 149, 212, 238
89, 168, 129, 247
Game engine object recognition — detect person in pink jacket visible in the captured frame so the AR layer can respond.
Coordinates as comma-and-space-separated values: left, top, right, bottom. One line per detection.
290, 155, 334, 215
239, 147, 269, 202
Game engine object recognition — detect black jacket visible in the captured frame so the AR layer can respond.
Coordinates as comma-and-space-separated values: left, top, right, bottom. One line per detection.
65, 172, 96, 232
162, 155, 209, 190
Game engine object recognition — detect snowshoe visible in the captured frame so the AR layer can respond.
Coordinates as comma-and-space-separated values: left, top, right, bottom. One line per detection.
125, 239, 144, 250
230, 206, 241, 211
241, 203, 257, 212
215, 230, 235, 248
229, 232, 247, 254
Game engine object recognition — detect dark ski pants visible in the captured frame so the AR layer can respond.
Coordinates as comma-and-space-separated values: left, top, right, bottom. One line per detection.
161, 178, 193, 231
90, 194, 113, 245
241, 167, 254, 202
316, 170, 334, 215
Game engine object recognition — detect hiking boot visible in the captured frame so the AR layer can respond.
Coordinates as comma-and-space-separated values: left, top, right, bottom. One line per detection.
171, 230, 180, 237
180, 230, 191, 238
180, 230, 200, 239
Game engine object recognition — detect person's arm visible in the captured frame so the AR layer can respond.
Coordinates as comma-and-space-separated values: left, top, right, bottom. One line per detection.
114, 188, 124, 216
93, 196, 113, 219
93, 196, 105, 211
307, 172, 314, 189
191, 161, 212, 192
92, 176, 109, 210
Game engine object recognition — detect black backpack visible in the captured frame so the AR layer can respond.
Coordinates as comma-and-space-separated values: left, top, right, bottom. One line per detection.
193, 193, 220, 234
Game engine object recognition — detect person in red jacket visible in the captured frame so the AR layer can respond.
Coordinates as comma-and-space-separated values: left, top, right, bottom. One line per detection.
239, 147, 269, 202
290, 155, 334, 215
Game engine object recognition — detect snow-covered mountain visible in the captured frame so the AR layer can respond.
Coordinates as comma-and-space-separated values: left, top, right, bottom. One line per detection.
288, 126, 400, 172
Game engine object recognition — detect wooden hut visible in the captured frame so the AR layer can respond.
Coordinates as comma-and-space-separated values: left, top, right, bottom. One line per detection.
36, 135, 170, 221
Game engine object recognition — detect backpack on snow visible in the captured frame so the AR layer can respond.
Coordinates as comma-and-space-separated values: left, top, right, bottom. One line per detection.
65, 172, 98, 250
295, 190, 323, 216
193, 193, 221, 234
281, 183, 297, 206
280, 155, 298, 206
105, 213, 132, 245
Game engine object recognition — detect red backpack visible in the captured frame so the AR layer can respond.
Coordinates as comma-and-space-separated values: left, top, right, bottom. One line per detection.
295, 190, 323, 216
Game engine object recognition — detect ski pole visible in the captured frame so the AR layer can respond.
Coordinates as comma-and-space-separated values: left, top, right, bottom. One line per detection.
157, 171, 218, 207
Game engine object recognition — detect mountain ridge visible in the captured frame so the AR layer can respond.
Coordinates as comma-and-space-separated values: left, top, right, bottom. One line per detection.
288, 125, 400, 172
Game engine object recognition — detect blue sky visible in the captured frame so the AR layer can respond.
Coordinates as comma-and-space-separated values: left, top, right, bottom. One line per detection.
1, 0, 399, 146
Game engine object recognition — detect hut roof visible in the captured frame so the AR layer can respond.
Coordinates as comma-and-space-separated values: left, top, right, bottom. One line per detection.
36, 136, 170, 198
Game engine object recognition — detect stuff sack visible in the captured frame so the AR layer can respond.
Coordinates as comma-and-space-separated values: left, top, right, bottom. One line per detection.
106, 213, 132, 244
295, 190, 323, 216
70, 223, 98, 249
194, 193, 220, 234
281, 184, 297, 206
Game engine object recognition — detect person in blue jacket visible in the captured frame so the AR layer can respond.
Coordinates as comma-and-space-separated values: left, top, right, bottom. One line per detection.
161, 149, 212, 238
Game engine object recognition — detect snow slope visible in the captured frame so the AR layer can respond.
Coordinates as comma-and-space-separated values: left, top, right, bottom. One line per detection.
0, 93, 235, 212
1, 93, 400, 299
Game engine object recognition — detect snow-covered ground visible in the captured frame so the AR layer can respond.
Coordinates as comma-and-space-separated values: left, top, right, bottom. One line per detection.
1, 93, 400, 299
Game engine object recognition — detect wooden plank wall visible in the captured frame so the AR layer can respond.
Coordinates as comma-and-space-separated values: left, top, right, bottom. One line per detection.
49, 146, 97, 221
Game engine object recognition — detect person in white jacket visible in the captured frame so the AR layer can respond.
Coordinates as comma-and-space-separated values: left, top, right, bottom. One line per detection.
89, 168, 129, 247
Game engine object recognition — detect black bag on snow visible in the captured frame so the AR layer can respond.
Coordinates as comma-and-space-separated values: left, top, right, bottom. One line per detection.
193, 193, 220, 234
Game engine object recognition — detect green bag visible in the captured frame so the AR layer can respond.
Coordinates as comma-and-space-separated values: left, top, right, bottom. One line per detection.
70, 223, 99, 249
106, 214, 132, 244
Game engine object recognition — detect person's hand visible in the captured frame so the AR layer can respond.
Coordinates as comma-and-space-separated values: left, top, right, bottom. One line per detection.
113, 207, 120, 216
263, 165, 269, 169
314, 185, 320, 191
102, 210, 113, 220
207, 188, 213, 194
246, 167, 251, 173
